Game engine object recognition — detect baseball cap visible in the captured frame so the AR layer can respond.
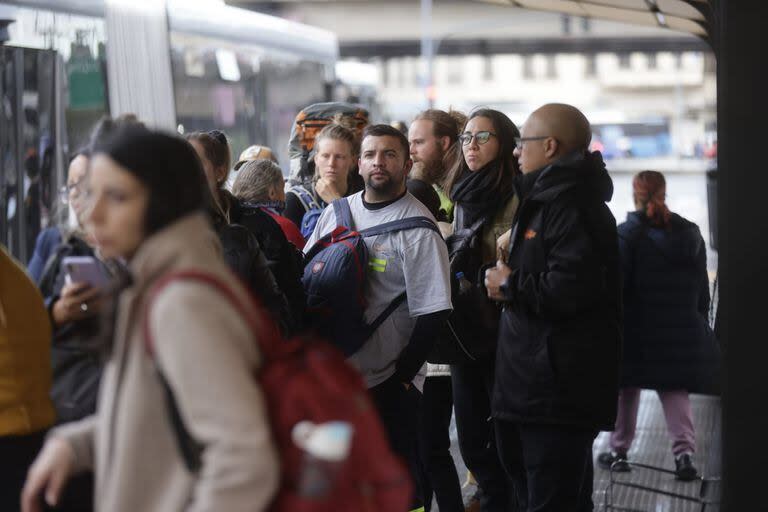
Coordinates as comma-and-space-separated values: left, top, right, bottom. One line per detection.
234, 144, 278, 170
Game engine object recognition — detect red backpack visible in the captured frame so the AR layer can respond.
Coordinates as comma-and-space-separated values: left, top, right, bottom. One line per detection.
142, 270, 413, 512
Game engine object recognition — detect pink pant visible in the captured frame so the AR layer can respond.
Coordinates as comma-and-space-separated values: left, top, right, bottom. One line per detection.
609, 388, 696, 456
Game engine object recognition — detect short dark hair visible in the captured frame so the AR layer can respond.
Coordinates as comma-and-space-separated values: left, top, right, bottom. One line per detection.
361, 124, 410, 161
92, 126, 207, 236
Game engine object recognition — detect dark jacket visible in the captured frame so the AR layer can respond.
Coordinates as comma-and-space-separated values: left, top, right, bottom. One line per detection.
618, 211, 719, 393
493, 151, 621, 430
38, 234, 107, 424
28, 226, 62, 282
225, 191, 306, 334
214, 220, 294, 337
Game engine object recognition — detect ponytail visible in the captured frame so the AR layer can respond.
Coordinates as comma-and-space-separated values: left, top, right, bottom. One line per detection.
633, 170, 671, 227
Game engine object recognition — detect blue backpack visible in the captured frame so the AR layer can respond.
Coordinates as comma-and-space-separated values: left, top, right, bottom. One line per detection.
302, 198, 439, 356
290, 185, 324, 239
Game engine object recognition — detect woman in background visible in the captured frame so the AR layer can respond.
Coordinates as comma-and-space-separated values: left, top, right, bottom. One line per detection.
597, 170, 719, 481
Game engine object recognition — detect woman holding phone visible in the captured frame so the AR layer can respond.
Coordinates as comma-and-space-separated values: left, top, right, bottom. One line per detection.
22, 126, 278, 512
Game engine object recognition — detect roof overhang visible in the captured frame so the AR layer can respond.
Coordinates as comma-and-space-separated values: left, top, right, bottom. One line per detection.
483, 0, 713, 43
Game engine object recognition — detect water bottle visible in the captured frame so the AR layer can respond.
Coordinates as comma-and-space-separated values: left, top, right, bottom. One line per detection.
292, 420, 353, 498
456, 271, 473, 294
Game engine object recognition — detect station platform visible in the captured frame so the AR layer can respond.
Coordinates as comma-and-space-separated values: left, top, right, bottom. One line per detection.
447, 390, 721, 511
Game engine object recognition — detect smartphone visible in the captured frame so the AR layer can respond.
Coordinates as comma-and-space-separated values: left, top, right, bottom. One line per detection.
62, 256, 110, 289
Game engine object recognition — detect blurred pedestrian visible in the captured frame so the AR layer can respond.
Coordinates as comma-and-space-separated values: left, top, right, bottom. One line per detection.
0, 244, 56, 512
22, 127, 279, 512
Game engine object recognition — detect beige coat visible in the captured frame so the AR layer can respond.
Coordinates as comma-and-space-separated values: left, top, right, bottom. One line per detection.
53, 213, 279, 512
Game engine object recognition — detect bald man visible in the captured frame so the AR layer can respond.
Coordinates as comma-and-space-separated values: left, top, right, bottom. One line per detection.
484, 104, 621, 511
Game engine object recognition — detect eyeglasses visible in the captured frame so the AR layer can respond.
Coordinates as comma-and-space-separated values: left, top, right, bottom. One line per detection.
59, 177, 86, 204
459, 131, 497, 146
514, 136, 552, 149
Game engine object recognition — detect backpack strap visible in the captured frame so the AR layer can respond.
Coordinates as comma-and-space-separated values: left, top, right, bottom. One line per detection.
332, 197, 355, 229
367, 292, 407, 337
291, 185, 321, 213
143, 270, 279, 360
360, 216, 440, 238
141, 270, 281, 474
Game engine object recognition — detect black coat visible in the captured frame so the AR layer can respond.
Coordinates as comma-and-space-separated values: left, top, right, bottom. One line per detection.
226, 192, 306, 334
493, 151, 622, 430
618, 211, 719, 393
214, 220, 294, 337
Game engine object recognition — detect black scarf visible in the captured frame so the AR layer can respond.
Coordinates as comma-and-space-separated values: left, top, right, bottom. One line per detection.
451, 161, 514, 227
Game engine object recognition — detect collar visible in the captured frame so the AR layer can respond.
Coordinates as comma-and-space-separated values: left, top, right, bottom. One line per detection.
362, 189, 408, 211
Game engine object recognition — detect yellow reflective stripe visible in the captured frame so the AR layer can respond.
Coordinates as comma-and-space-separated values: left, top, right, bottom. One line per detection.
409, 508, 426, 512
370, 257, 387, 266
369, 264, 386, 273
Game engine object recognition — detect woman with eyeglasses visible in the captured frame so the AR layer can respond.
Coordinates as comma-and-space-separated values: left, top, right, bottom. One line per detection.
25, 148, 113, 512
440, 108, 521, 511
27, 115, 144, 511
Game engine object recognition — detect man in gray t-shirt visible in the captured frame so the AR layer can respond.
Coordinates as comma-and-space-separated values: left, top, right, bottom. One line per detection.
304, 125, 451, 510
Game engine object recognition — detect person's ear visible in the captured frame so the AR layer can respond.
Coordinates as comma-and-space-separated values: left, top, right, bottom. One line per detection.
404, 157, 414, 175
543, 137, 559, 159
439, 135, 451, 152
267, 186, 278, 201
217, 167, 228, 184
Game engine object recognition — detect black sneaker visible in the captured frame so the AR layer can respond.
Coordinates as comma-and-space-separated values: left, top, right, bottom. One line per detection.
674, 453, 699, 481
597, 451, 631, 472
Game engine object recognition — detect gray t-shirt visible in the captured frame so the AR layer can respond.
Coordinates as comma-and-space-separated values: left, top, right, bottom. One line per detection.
305, 191, 452, 388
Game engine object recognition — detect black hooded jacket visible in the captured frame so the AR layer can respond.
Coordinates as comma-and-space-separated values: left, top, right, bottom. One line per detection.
492, 151, 622, 430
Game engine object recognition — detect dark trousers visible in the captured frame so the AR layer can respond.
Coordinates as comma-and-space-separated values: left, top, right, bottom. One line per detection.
370, 376, 425, 511
0, 430, 46, 512
452, 359, 515, 511
420, 376, 464, 512
495, 420, 597, 512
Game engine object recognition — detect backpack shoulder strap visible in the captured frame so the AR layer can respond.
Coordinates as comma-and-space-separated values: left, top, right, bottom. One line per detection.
142, 270, 278, 360
360, 216, 440, 238
290, 185, 320, 212
332, 197, 354, 229
141, 270, 281, 474
367, 292, 407, 336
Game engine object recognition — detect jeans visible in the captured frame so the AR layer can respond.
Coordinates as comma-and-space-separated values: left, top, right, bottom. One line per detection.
610, 388, 696, 456
420, 376, 464, 512
495, 420, 597, 512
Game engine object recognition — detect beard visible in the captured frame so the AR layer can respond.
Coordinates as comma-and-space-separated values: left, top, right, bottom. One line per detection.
365, 171, 405, 198
413, 149, 446, 185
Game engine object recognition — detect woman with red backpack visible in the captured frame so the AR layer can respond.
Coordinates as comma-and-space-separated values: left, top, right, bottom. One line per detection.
22, 127, 279, 512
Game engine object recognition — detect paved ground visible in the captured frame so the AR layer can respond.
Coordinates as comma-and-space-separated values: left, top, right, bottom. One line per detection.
438, 391, 721, 512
